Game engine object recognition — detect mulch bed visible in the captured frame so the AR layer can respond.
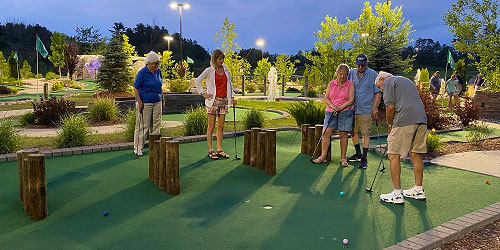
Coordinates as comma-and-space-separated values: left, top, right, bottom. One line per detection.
422, 137, 500, 160
436, 219, 500, 250
423, 137, 500, 249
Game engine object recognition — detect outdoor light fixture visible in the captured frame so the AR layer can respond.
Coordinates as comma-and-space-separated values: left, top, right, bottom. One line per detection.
256, 39, 265, 47
169, 2, 190, 64
164, 35, 173, 51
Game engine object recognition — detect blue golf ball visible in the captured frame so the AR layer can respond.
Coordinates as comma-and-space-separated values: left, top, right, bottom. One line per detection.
103, 211, 109, 216
340, 191, 344, 196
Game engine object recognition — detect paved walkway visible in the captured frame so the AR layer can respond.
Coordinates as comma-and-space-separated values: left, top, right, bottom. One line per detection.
20, 121, 183, 137
431, 151, 500, 177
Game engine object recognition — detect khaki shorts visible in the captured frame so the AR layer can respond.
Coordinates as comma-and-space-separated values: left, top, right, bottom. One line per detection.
353, 114, 371, 135
387, 124, 427, 157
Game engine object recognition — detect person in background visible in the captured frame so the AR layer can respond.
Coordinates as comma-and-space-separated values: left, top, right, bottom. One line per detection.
473, 73, 484, 97
445, 72, 460, 108
429, 71, 441, 103
312, 64, 355, 167
195, 49, 236, 160
133, 51, 165, 156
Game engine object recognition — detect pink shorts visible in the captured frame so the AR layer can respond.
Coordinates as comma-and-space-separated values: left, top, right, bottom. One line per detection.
206, 97, 228, 115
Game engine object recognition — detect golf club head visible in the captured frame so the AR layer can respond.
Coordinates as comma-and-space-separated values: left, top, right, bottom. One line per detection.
380, 167, 386, 172
234, 155, 241, 160
365, 187, 373, 193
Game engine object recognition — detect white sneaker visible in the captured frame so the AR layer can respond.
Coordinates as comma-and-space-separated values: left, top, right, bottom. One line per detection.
403, 187, 426, 201
380, 191, 404, 204
135, 149, 143, 156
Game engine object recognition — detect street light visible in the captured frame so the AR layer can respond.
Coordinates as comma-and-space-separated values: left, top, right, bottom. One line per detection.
164, 35, 173, 51
256, 39, 265, 60
169, 2, 190, 64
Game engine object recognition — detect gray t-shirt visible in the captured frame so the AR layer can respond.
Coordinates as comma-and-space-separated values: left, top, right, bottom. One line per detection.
383, 76, 427, 127
430, 76, 441, 90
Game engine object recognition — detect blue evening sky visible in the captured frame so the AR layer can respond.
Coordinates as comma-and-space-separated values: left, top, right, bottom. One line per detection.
1, 0, 455, 54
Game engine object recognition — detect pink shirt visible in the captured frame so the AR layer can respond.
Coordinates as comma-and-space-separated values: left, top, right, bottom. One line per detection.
325, 79, 353, 113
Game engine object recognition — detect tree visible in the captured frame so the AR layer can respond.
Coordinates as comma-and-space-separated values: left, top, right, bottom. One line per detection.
444, 0, 500, 92
20, 60, 33, 79
0, 51, 9, 79
160, 50, 175, 79
367, 26, 413, 74
214, 17, 247, 84
48, 32, 66, 77
122, 34, 137, 65
64, 40, 79, 80
274, 54, 297, 82
7, 51, 18, 79
97, 32, 132, 92
255, 58, 272, 83
455, 59, 467, 95
74, 26, 106, 55
304, 16, 354, 88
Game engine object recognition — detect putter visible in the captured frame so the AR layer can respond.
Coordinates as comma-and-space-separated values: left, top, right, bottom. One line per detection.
375, 119, 386, 172
365, 143, 388, 193
310, 112, 337, 163
232, 103, 241, 160
135, 103, 145, 159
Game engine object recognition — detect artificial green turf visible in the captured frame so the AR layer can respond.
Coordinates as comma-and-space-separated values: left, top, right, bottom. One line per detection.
162, 108, 282, 122
0, 131, 498, 249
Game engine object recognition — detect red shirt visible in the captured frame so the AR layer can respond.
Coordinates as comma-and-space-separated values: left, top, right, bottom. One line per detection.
215, 71, 227, 97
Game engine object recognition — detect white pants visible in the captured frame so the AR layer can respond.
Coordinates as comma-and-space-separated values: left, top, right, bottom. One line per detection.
134, 101, 162, 152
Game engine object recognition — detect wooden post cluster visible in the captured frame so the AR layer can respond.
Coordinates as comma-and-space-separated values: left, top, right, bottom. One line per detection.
300, 124, 331, 161
43, 83, 49, 100
149, 134, 179, 195
243, 128, 276, 176
16, 150, 47, 220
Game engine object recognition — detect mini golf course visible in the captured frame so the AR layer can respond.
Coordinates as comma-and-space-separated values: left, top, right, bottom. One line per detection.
0, 131, 498, 249
162, 107, 283, 122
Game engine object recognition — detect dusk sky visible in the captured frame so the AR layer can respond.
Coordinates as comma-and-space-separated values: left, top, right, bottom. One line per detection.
1, 0, 456, 54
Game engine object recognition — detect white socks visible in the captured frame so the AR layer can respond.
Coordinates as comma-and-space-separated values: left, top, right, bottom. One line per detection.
415, 186, 423, 192
393, 189, 402, 195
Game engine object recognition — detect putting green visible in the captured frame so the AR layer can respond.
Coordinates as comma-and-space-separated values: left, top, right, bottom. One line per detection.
0, 131, 498, 249
162, 107, 282, 121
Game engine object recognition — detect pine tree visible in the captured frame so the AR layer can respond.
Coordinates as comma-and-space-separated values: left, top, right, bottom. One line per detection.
97, 32, 132, 92
367, 26, 412, 74
48, 32, 66, 77
20, 60, 33, 79
7, 51, 18, 80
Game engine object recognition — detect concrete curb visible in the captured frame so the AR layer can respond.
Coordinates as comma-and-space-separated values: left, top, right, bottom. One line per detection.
384, 202, 500, 250
0, 127, 300, 163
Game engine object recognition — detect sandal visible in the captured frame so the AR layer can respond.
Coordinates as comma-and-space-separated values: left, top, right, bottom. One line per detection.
208, 151, 219, 160
340, 159, 348, 167
311, 158, 327, 164
216, 150, 230, 159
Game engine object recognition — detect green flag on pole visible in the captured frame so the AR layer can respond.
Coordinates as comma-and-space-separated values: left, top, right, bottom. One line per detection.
13, 51, 18, 61
36, 35, 48, 58
447, 50, 455, 69
186, 56, 194, 64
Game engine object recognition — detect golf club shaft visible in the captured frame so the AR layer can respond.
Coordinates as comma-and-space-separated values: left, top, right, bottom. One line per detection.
311, 112, 337, 159
367, 143, 388, 191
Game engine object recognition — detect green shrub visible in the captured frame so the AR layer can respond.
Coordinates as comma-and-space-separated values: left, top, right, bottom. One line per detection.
51, 81, 64, 91
257, 83, 265, 92
242, 108, 265, 130
0, 119, 19, 154
45, 72, 60, 81
245, 83, 256, 93
169, 78, 190, 92
88, 98, 118, 122
0, 85, 14, 94
453, 98, 480, 127
286, 87, 300, 92
304, 88, 318, 98
184, 105, 208, 136
19, 111, 37, 126
124, 108, 136, 141
8, 78, 23, 86
56, 114, 90, 148
465, 121, 493, 145
69, 83, 83, 89
426, 129, 442, 152
287, 100, 325, 126
32, 97, 77, 125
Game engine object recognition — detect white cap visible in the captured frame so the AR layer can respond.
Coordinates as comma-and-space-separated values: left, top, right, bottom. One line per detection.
145, 51, 160, 64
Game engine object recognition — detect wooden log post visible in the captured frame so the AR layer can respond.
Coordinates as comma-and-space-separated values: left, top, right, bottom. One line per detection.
241, 75, 245, 96
281, 76, 285, 96
307, 127, 315, 156
257, 131, 266, 170
148, 134, 161, 184
243, 130, 251, 165
314, 125, 324, 159
265, 130, 276, 176
250, 128, 261, 167
300, 124, 311, 154
304, 76, 309, 97
263, 75, 267, 96
26, 154, 47, 220
166, 140, 180, 195
43, 83, 49, 100
17, 149, 39, 209
158, 137, 171, 190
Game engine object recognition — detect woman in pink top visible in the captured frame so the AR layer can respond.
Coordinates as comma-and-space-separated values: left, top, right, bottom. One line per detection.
312, 64, 355, 166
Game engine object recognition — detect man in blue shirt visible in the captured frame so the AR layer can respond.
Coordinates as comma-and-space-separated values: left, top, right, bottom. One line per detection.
347, 54, 381, 169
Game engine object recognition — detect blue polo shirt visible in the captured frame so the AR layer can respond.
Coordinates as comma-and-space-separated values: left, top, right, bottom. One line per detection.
133, 66, 162, 103
348, 67, 380, 115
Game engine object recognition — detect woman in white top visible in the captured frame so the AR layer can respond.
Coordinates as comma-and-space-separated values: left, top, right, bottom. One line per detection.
195, 49, 236, 160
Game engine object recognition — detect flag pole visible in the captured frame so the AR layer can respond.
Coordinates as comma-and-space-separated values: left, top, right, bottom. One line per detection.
36, 42, 39, 97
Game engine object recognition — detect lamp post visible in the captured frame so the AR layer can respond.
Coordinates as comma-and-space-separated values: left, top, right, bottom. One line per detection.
169, 2, 190, 63
256, 39, 265, 61
163, 35, 173, 51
